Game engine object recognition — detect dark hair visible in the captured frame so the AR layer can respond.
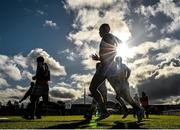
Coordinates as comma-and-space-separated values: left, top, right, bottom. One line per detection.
37, 56, 44, 62
99, 23, 110, 33
142, 92, 146, 96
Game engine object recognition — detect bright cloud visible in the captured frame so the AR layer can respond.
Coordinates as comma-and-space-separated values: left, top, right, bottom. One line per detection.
43, 20, 58, 28
136, 0, 180, 33
126, 38, 180, 103
64, 0, 131, 71
0, 78, 9, 87
28, 48, 67, 76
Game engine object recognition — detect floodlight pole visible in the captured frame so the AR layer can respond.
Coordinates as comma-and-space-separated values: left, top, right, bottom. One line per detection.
84, 86, 86, 104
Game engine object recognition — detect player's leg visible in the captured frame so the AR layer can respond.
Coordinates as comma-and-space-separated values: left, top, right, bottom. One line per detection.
120, 82, 143, 122
28, 96, 39, 119
89, 74, 110, 121
89, 74, 107, 114
35, 98, 41, 119
145, 106, 149, 118
108, 78, 129, 118
84, 98, 97, 120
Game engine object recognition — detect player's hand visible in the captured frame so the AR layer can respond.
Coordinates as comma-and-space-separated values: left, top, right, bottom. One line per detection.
92, 54, 99, 61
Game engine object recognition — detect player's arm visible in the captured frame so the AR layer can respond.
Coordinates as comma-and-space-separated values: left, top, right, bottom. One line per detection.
126, 66, 131, 80
33, 64, 44, 80
19, 87, 32, 103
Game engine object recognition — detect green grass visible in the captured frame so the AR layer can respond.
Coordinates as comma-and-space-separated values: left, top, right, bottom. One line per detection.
0, 115, 180, 129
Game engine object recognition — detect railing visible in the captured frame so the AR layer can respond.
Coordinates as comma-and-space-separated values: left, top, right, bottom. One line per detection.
162, 109, 180, 116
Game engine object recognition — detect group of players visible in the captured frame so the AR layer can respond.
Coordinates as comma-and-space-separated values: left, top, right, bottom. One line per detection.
84, 23, 144, 122
19, 23, 146, 123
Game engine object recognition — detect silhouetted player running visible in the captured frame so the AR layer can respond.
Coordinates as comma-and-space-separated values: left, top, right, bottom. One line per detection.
19, 82, 41, 119
140, 92, 149, 118
89, 23, 122, 121
108, 56, 143, 122
85, 62, 130, 120
30, 56, 50, 119
88, 23, 143, 122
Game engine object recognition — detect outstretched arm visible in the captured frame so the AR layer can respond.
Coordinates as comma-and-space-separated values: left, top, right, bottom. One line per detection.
19, 87, 32, 103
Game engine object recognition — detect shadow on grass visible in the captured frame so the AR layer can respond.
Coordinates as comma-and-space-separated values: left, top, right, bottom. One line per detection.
45, 120, 90, 129
112, 121, 145, 129
45, 119, 146, 129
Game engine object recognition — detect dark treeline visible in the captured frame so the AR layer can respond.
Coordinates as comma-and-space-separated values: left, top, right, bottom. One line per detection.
0, 100, 179, 116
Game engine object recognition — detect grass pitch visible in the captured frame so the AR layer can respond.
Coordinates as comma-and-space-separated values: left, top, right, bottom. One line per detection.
0, 115, 180, 129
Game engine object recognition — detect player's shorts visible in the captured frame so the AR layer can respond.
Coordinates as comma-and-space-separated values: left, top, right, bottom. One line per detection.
95, 63, 117, 77
31, 84, 49, 97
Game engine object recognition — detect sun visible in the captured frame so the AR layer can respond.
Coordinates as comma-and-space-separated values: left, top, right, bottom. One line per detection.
116, 42, 134, 63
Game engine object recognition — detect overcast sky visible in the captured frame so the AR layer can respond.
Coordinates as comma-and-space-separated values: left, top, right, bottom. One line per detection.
0, 0, 180, 105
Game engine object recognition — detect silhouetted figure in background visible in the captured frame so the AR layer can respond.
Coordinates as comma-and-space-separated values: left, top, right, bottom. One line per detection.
108, 56, 143, 122
140, 92, 149, 118
29, 56, 50, 119
133, 93, 140, 118
19, 82, 41, 119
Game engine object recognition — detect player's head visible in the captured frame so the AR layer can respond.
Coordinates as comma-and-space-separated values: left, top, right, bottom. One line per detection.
99, 23, 110, 37
115, 56, 122, 64
96, 62, 101, 69
142, 91, 146, 96
37, 56, 44, 63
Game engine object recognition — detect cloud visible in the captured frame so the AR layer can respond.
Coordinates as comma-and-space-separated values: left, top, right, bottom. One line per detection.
0, 78, 9, 87
13, 54, 28, 68
153, 96, 180, 105
50, 83, 81, 100
43, 20, 58, 29
0, 55, 22, 81
60, 49, 77, 61
0, 86, 27, 103
71, 73, 92, 84
135, 0, 180, 33
22, 70, 33, 80
70, 73, 117, 100
0, 48, 67, 103
64, 0, 118, 9
79, 44, 98, 70
36, 10, 44, 15
64, 0, 131, 70
28, 48, 67, 76
70, 73, 92, 94
0, 48, 66, 82
126, 38, 180, 104
137, 74, 180, 103
61, 0, 179, 105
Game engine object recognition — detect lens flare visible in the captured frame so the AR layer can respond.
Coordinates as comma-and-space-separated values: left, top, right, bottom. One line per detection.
116, 43, 135, 63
